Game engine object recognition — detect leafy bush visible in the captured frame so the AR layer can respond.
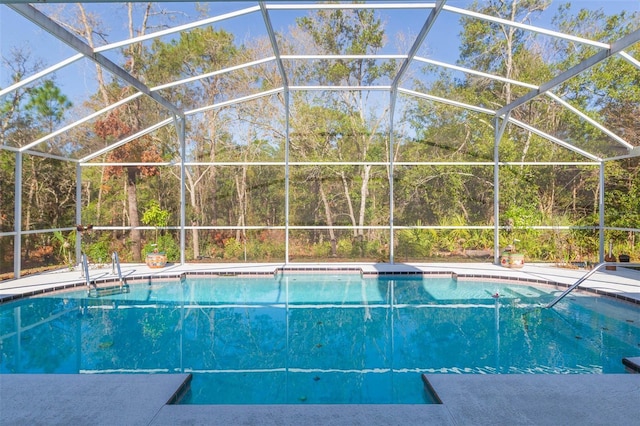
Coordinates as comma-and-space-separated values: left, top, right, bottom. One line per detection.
313, 241, 332, 258
336, 238, 353, 257
397, 225, 437, 258
86, 238, 111, 264
223, 238, 243, 260
143, 234, 180, 261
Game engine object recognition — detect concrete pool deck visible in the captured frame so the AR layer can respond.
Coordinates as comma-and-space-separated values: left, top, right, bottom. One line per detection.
1, 373, 639, 425
1, 262, 639, 425
2, 261, 640, 304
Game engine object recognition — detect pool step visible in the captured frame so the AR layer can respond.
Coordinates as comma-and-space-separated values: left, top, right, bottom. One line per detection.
504, 286, 550, 299
88, 284, 130, 298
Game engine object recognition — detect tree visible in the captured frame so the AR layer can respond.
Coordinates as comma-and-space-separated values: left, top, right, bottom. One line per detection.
295, 5, 396, 256
95, 107, 163, 261
25, 79, 72, 134
1, 47, 75, 267
552, 5, 640, 254
143, 26, 238, 259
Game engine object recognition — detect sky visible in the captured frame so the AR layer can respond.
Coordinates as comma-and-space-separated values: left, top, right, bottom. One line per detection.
1, 1, 638, 107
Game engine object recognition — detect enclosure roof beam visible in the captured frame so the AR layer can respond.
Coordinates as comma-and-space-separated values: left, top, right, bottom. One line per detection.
392, 0, 446, 91
606, 148, 640, 162
0, 145, 78, 163
266, 3, 437, 11
282, 54, 408, 60
94, 5, 261, 53
399, 88, 494, 115
444, 5, 611, 50
413, 56, 538, 89
618, 51, 640, 70
412, 56, 631, 149
0, 53, 84, 98
8, 3, 183, 118
185, 88, 284, 116
185, 82, 408, 135
544, 93, 632, 149
19, 93, 144, 153
290, 85, 392, 91
399, 88, 601, 161
151, 57, 276, 92
260, 2, 289, 88
0, 144, 77, 162
509, 118, 601, 162
79, 118, 174, 163
496, 28, 640, 117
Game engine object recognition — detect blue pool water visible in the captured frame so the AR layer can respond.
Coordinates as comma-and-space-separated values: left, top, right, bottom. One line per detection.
1, 274, 639, 404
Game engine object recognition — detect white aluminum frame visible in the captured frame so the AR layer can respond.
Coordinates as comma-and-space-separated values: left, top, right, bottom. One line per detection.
1, 1, 638, 278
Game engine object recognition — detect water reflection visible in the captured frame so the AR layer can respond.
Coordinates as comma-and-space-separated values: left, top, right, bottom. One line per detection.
1, 275, 638, 403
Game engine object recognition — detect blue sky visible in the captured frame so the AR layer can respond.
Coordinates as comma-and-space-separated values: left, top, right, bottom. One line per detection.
1, 1, 638, 104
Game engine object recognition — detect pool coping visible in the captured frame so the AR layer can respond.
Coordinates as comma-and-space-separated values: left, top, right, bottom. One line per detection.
2, 262, 640, 306
2, 373, 639, 425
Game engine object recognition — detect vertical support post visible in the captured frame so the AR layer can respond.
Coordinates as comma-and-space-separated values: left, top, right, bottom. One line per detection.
493, 118, 501, 264
388, 89, 397, 264
598, 161, 605, 262
284, 87, 290, 264
493, 114, 509, 264
75, 162, 82, 264
176, 115, 187, 265
13, 151, 23, 279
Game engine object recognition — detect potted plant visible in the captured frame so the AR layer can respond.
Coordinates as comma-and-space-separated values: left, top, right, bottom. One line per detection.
500, 214, 526, 268
500, 238, 524, 268
142, 201, 170, 268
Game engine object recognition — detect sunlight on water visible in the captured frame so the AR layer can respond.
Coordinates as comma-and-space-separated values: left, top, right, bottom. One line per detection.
1, 275, 639, 404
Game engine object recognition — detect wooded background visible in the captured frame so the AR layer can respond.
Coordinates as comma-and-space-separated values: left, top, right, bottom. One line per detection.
1, 1, 638, 274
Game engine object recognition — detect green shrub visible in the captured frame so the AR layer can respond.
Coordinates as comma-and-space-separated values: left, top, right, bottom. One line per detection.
159, 234, 180, 260
313, 241, 332, 258
336, 238, 353, 257
365, 239, 381, 257
223, 238, 243, 260
397, 226, 437, 258
86, 238, 111, 264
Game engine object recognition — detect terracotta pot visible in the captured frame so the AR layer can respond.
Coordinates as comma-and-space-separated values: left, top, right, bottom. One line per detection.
500, 251, 510, 267
146, 252, 167, 268
508, 253, 524, 268
500, 251, 524, 268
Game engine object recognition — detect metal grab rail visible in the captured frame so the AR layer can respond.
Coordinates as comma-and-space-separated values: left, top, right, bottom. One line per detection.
86, 252, 130, 298
546, 262, 607, 308
546, 261, 639, 308
81, 253, 91, 288
111, 251, 126, 288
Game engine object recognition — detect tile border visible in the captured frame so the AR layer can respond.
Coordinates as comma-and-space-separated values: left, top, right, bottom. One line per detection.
2, 266, 639, 306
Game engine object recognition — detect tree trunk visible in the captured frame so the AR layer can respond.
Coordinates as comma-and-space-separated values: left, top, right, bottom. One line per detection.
358, 164, 372, 233
185, 167, 201, 259
357, 164, 372, 256
319, 182, 337, 257
126, 167, 142, 261
234, 166, 247, 243
76, 4, 110, 106
340, 171, 358, 237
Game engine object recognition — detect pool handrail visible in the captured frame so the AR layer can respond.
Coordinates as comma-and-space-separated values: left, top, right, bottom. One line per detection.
81, 253, 91, 288
86, 252, 130, 297
111, 251, 126, 288
546, 261, 638, 308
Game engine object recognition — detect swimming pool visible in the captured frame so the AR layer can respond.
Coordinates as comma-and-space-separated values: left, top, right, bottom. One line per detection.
1, 274, 639, 404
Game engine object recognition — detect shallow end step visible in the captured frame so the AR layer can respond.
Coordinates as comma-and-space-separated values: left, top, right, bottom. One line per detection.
622, 357, 640, 373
